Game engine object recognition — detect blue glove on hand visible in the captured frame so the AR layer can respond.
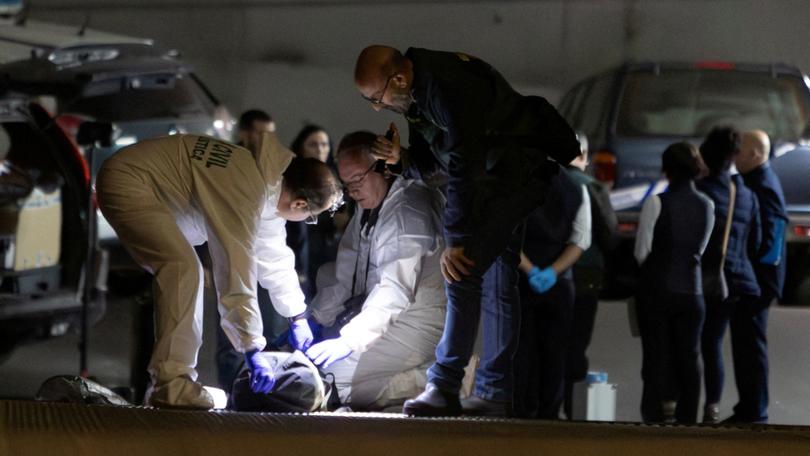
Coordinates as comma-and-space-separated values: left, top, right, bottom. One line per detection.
245, 350, 275, 394
528, 266, 557, 294
305, 338, 353, 369
289, 318, 314, 352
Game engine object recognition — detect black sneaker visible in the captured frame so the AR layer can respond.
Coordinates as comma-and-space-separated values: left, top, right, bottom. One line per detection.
703, 404, 720, 424
402, 384, 462, 417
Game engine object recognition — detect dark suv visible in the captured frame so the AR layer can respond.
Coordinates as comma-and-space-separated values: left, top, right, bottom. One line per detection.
559, 62, 810, 302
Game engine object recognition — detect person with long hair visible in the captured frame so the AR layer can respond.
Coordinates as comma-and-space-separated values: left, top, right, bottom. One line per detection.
696, 127, 762, 423
289, 125, 342, 299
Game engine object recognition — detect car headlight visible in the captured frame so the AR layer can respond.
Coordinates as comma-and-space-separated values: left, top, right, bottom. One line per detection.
212, 105, 235, 140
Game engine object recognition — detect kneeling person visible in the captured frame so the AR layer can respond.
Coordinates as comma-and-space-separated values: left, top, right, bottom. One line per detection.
306, 131, 446, 410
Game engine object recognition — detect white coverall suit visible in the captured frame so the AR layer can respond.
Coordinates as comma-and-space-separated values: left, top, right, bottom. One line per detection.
311, 176, 446, 410
96, 133, 306, 407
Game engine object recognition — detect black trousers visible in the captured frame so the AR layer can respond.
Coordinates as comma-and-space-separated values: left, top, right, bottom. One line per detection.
563, 290, 599, 418
647, 292, 705, 423
514, 277, 575, 419
636, 287, 661, 422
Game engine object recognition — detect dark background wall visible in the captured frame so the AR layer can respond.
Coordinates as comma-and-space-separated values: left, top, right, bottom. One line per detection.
27, 0, 810, 144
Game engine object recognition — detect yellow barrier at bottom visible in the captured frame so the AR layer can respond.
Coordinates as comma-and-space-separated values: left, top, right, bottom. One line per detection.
1, 399, 809, 456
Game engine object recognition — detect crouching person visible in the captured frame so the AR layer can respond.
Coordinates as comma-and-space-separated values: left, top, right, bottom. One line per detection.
306, 131, 446, 410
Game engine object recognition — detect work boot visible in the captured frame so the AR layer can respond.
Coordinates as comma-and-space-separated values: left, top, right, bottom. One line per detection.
402, 383, 461, 417
703, 403, 720, 424
461, 394, 512, 417
145, 376, 215, 410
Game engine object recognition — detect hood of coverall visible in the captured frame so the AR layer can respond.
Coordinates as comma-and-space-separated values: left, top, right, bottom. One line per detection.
253, 131, 295, 191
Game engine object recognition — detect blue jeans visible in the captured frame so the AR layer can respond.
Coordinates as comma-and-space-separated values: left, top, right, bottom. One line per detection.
426, 149, 556, 402
427, 226, 524, 402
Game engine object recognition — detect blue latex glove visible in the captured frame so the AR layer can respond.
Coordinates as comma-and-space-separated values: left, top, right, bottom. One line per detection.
289, 318, 314, 351
245, 350, 275, 394
528, 266, 557, 294
305, 338, 353, 369
273, 319, 322, 349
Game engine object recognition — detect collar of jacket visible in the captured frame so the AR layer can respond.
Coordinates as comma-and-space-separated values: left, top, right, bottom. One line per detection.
360, 175, 400, 235
742, 161, 770, 181
706, 170, 732, 185
667, 179, 699, 193
405, 47, 431, 121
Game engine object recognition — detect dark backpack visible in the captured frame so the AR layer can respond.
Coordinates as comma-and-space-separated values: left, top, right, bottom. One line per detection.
228, 351, 339, 413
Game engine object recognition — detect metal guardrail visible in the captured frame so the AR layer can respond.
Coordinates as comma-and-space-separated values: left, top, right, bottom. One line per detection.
2, 399, 810, 455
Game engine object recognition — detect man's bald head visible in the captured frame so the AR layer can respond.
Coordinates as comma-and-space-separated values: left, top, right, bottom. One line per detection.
737, 129, 771, 175
354, 45, 414, 114
355, 45, 402, 86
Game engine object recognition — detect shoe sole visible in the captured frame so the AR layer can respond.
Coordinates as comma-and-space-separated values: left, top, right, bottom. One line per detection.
402, 404, 462, 417
461, 410, 510, 418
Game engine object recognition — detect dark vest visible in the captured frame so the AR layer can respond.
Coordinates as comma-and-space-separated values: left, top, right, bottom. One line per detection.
742, 163, 788, 298
644, 181, 714, 295
696, 172, 761, 298
523, 169, 583, 280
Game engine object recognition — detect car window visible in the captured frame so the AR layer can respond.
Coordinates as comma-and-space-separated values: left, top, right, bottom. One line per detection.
559, 79, 591, 126
579, 74, 614, 139
615, 69, 810, 141
63, 74, 215, 122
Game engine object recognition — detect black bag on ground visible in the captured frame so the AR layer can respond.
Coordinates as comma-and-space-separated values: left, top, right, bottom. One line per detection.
35, 375, 131, 406
229, 351, 338, 412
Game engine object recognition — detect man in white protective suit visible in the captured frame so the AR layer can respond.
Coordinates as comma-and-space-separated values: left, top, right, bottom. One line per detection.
305, 131, 446, 410
96, 132, 343, 408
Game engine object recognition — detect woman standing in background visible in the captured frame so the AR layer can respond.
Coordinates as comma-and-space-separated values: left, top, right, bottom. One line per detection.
635, 142, 714, 423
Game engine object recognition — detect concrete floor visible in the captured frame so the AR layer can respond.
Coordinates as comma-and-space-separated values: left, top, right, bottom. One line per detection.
1, 294, 809, 425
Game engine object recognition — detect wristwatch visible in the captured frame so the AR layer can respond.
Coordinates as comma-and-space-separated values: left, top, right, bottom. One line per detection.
288, 311, 308, 324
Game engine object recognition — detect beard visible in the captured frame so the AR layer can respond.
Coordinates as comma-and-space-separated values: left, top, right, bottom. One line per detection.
383, 90, 412, 115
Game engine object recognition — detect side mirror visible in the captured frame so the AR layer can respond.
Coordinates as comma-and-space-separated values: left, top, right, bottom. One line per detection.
574, 130, 589, 157
76, 121, 114, 148
570, 130, 590, 172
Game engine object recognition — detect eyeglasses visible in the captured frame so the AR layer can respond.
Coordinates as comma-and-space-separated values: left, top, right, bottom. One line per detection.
303, 188, 345, 225
361, 73, 396, 105
343, 161, 378, 192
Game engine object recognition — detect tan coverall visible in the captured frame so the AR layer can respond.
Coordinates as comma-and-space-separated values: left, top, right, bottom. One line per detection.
96, 132, 306, 408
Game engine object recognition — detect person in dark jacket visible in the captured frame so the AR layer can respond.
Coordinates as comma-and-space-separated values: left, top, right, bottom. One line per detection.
354, 45, 580, 417
696, 126, 762, 423
563, 138, 618, 419
728, 130, 788, 423
634, 142, 714, 423
514, 167, 591, 419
